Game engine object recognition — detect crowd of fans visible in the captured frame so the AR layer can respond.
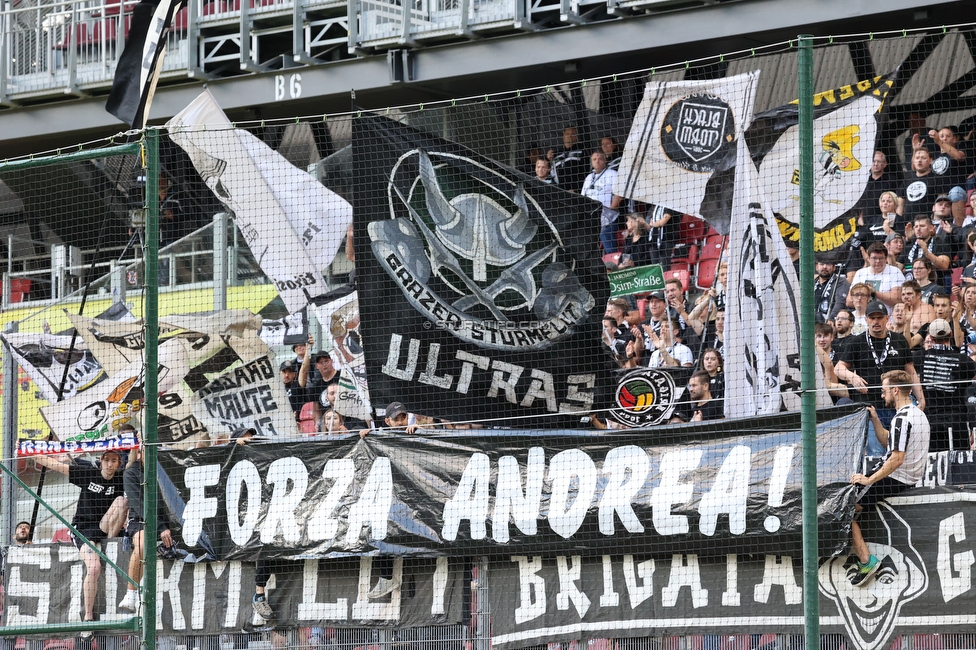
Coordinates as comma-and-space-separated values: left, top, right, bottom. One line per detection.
588, 120, 976, 440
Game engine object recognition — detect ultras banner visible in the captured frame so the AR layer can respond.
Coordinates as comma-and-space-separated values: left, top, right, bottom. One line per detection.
157, 407, 864, 562
489, 489, 976, 650
353, 114, 610, 426
1, 542, 464, 633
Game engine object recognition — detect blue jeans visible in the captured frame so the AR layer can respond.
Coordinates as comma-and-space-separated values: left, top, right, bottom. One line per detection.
866, 407, 895, 458
600, 224, 620, 253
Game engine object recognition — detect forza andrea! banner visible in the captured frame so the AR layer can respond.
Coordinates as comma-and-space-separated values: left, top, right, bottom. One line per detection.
156, 407, 864, 562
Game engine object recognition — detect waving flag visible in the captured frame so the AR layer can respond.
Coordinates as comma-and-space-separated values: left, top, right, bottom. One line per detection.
614, 71, 760, 234
105, 0, 186, 127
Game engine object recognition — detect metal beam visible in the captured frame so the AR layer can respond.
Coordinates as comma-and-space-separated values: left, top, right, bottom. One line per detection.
0, 0, 966, 154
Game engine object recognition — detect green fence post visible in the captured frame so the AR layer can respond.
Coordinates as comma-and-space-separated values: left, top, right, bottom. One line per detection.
798, 33, 820, 647
142, 129, 160, 650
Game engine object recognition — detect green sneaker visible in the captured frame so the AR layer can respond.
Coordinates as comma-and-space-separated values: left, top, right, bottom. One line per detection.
850, 555, 880, 587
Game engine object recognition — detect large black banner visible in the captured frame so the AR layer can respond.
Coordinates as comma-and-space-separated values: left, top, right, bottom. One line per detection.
2, 543, 464, 633
157, 407, 865, 562
489, 489, 976, 650
353, 114, 611, 426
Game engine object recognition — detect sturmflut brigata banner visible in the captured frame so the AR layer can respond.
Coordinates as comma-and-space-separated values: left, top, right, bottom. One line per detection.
2, 543, 464, 633
156, 408, 863, 562
353, 115, 610, 426
489, 490, 976, 650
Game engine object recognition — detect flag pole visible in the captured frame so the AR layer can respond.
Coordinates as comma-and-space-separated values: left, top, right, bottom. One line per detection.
798, 33, 820, 647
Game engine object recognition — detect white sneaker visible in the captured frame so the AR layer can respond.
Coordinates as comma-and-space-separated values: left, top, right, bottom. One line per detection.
118, 589, 139, 613
251, 594, 274, 620
367, 577, 400, 600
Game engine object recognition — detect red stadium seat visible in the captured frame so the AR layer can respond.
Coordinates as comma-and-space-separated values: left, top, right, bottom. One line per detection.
952, 266, 963, 288
664, 268, 690, 293
667, 261, 691, 274
670, 243, 699, 267
677, 215, 707, 245
699, 234, 726, 261
697, 258, 720, 290
299, 402, 319, 434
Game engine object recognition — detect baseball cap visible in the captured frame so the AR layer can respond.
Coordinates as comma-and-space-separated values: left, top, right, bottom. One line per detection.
313, 351, 333, 363
885, 232, 904, 244
935, 194, 952, 203
385, 401, 408, 419
279, 360, 297, 372
101, 449, 123, 461
648, 290, 665, 301
866, 300, 888, 316
929, 318, 952, 339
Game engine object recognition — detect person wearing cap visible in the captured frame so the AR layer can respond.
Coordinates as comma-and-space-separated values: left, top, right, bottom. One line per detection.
299, 335, 340, 403
814, 259, 849, 324
279, 359, 307, 419
639, 290, 669, 348
884, 232, 906, 271
913, 317, 976, 452
34, 449, 128, 630
835, 299, 924, 457
850, 243, 904, 311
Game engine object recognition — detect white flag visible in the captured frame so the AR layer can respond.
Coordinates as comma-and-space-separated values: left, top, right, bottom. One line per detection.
614, 71, 760, 228
725, 135, 830, 416
756, 94, 883, 229
1, 333, 104, 403
166, 90, 352, 313
311, 291, 372, 423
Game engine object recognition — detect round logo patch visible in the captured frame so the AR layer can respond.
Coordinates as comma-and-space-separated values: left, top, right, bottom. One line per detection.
906, 180, 927, 203
660, 93, 736, 173
77, 400, 108, 431
608, 368, 678, 427
932, 155, 949, 176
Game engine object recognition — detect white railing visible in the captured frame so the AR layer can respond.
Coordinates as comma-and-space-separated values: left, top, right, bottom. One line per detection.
0, 0, 710, 102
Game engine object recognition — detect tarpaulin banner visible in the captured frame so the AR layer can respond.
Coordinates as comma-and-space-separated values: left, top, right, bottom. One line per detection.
34, 310, 298, 451
1, 303, 135, 403
489, 489, 976, 650
1, 542, 464, 633
259, 308, 308, 348
353, 114, 611, 426
157, 407, 864, 562
1, 332, 105, 403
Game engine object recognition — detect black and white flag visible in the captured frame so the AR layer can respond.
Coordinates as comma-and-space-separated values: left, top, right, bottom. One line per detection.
167, 90, 352, 313
725, 132, 830, 416
740, 74, 895, 261
354, 115, 610, 425
614, 72, 760, 234
105, 0, 186, 127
